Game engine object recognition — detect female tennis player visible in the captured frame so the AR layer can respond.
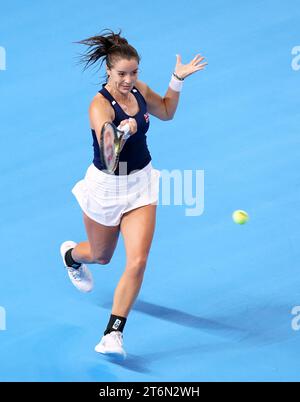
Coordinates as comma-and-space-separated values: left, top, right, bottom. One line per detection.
60, 29, 207, 358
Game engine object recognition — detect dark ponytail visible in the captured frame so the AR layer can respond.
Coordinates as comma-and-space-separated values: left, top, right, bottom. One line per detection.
74, 29, 140, 73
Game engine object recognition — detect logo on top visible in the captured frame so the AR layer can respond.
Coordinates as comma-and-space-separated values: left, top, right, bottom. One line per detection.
144, 112, 150, 123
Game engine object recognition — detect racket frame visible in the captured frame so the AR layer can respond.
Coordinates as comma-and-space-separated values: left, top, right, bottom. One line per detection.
99, 122, 131, 174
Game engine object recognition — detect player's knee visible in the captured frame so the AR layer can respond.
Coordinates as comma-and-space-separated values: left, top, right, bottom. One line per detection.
92, 255, 111, 265
125, 257, 147, 278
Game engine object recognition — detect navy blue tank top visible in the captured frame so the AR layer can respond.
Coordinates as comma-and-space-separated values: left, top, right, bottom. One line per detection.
91, 84, 152, 175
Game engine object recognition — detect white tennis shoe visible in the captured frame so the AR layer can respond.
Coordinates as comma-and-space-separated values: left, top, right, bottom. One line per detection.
60, 240, 93, 293
95, 331, 127, 359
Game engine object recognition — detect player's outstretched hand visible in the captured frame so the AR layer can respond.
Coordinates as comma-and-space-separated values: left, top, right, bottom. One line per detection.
174, 54, 208, 80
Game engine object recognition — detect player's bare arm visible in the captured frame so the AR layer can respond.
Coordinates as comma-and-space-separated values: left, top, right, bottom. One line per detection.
136, 54, 207, 121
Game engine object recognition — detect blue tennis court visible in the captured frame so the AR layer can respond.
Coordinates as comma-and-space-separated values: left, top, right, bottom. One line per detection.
0, 0, 300, 382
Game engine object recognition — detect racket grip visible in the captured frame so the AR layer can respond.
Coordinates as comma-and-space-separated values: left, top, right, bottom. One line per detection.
120, 123, 130, 135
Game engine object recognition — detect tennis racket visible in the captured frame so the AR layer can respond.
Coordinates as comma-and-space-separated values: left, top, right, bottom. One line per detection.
100, 121, 131, 174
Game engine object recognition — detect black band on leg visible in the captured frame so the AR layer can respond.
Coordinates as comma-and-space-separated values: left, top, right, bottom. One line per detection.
104, 314, 127, 335
65, 248, 82, 269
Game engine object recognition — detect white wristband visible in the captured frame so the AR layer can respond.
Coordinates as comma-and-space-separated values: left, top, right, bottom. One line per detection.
169, 75, 183, 92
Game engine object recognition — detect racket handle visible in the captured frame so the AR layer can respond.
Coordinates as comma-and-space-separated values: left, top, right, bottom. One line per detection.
119, 123, 130, 135
117, 123, 131, 141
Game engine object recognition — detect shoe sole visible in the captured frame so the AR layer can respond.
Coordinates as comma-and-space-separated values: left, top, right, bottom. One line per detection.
95, 347, 126, 360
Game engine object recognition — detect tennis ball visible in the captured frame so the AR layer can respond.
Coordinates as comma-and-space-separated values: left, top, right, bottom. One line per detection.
232, 210, 249, 225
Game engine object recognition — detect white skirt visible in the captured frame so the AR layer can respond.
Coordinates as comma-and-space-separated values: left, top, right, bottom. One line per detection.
72, 162, 161, 226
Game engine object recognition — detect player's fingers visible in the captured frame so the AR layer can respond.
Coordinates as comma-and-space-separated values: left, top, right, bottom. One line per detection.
176, 54, 182, 62
192, 54, 204, 62
195, 62, 208, 70
119, 119, 129, 127
193, 57, 205, 66
128, 118, 137, 134
196, 57, 205, 63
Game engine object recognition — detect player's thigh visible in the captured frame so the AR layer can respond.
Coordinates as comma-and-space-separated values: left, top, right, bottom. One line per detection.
83, 212, 120, 263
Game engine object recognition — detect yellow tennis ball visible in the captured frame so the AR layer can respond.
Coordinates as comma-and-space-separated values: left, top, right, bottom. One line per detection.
232, 210, 249, 224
